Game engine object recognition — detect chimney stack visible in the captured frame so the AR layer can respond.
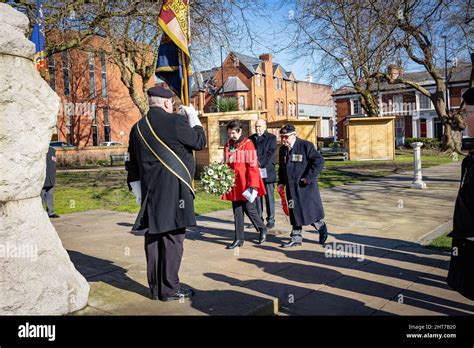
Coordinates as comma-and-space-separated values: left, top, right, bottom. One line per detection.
259, 53, 274, 120
387, 64, 402, 79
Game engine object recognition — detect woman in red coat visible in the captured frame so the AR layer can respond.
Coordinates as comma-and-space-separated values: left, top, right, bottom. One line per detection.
222, 119, 267, 249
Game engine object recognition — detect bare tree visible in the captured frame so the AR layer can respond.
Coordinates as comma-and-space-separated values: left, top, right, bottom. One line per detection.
378, 0, 473, 153
10, 0, 270, 116
289, 0, 399, 117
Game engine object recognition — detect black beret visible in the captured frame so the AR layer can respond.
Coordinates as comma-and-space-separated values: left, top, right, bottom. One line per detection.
462, 87, 474, 106
280, 124, 296, 134
147, 86, 174, 98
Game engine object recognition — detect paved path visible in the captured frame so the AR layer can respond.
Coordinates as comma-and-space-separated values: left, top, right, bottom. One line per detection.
53, 161, 474, 315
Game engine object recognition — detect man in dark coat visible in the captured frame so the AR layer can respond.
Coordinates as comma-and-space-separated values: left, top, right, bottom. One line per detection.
126, 86, 206, 301
278, 124, 328, 247
249, 119, 277, 229
446, 87, 474, 300
41, 146, 59, 218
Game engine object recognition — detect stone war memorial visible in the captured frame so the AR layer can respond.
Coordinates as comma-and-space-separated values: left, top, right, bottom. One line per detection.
0, 3, 89, 315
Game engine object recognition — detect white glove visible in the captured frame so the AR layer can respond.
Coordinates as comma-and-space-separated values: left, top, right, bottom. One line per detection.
181, 105, 202, 128
242, 188, 258, 203
130, 181, 142, 204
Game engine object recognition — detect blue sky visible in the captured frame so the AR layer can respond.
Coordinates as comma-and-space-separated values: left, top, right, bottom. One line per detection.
189, 0, 466, 89
191, 1, 331, 85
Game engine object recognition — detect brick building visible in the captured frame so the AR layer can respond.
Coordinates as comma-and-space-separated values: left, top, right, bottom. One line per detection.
297, 76, 334, 138
47, 35, 153, 147
333, 63, 472, 145
191, 52, 299, 122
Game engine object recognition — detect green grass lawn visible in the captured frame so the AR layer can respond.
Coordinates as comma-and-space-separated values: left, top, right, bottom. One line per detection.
53, 170, 231, 216
52, 153, 456, 216
426, 232, 453, 252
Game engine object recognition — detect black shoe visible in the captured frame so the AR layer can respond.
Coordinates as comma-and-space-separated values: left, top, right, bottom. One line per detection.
280, 240, 302, 248
266, 221, 275, 229
318, 224, 328, 244
226, 240, 244, 249
160, 288, 195, 302
258, 228, 267, 244
48, 214, 60, 218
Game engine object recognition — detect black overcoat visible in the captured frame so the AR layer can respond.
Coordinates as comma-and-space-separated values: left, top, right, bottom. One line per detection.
278, 138, 325, 226
447, 151, 474, 300
249, 130, 277, 183
126, 107, 206, 234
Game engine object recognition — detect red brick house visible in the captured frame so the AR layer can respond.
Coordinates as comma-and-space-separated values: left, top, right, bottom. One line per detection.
190, 52, 299, 122
333, 63, 472, 145
47, 35, 153, 147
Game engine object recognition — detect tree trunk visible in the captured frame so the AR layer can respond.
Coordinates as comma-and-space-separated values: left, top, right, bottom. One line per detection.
442, 123, 463, 154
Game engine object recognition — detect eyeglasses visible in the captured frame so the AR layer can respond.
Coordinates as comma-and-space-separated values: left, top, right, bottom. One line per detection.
280, 133, 295, 139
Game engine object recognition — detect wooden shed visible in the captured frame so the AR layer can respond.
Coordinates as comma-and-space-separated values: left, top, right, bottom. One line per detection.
195, 110, 261, 175
267, 119, 321, 145
344, 116, 395, 161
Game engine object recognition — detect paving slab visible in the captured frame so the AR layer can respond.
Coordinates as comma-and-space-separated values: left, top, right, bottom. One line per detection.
51, 161, 474, 315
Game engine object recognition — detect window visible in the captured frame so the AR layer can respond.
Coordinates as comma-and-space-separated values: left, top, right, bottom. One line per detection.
92, 125, 98, 146
92, 104, 99, 146
103, 106, 111, 142
280, 101, 283, 115
88, 53, 96, 98
61, 51, 70, 96
275, 78, 278, 90
256, 74, 261, 87
100, 53, 108, 97
239, 96, 245, 111
219, 120, 250, 147
104, 125, 111, 142
290, 80, 294, 92
419, 94, 432, 110
351, 98, 361, 115
91, 104, 97, 125
258, 98, 262, 110
275, 101, 279, 115
103, 106, 110, 125
288, 103, 292, 116
47, 55, 56, 91
393, 94, 403, 112
280, 78, 283, 90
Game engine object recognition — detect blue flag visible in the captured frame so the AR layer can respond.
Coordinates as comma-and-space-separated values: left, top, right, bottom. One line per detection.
31, 0, 48, 79
155, 35, 191, 103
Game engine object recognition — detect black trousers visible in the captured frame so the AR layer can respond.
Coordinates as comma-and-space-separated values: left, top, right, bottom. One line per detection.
41, 186, 55, 216
256, 182, 276, 224
144, 228, 186, 298
287, 186, 325, 243
232, 200, 265, 241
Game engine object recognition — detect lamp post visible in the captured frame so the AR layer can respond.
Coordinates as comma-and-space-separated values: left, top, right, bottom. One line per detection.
220, 45, 225, 97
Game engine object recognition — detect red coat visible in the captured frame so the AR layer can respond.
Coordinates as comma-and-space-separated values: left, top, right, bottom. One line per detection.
222, 137, 267, 201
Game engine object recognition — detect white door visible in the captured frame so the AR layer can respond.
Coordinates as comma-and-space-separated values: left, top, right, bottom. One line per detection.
321, 119, 330, 137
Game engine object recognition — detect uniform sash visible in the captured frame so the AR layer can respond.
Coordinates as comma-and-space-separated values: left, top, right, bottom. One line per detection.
136, 116, 195, 198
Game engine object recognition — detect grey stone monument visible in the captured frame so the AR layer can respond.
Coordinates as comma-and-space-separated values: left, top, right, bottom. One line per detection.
0, 3, 89, 314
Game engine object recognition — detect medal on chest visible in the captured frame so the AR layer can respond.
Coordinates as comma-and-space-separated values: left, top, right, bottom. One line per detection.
291, 154, 303, 162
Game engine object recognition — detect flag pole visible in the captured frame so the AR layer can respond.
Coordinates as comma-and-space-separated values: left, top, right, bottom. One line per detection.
182, 51, 189, 106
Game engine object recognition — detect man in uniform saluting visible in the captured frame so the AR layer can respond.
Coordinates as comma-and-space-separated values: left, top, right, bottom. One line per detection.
278, 124, 328, 247
126, 86, 206, 301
